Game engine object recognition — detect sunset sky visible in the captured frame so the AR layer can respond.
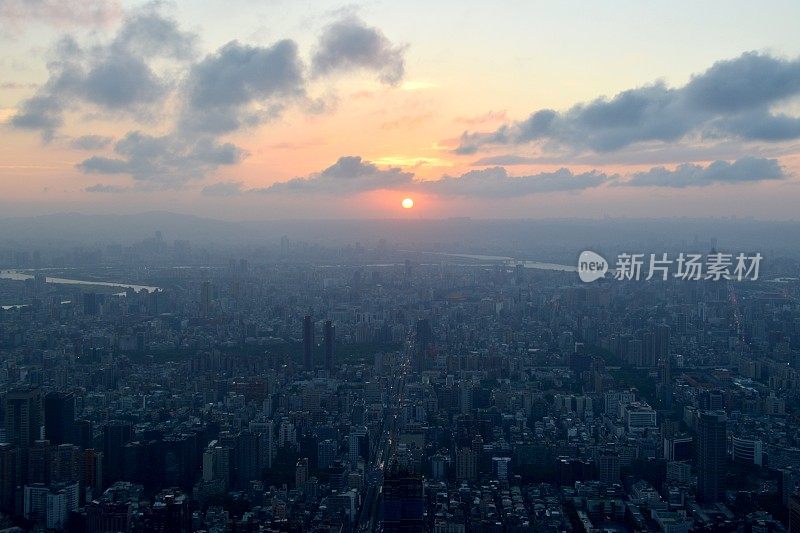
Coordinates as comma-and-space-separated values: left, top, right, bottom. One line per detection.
2, 0, 800, 219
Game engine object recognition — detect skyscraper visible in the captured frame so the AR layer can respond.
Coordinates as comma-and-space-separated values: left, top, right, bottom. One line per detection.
103, 422, 133, 487
303, 315, 314, 371
44, 392, 75, 446
382, 463, 425, 532
697, 411, 727, 503
4, 386, 42, 449
414, 318, 433, 373
324, 320, 334, 372
200, 281, 211, 318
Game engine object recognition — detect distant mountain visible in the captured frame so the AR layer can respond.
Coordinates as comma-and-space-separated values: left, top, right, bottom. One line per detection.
1, 212, 799, 260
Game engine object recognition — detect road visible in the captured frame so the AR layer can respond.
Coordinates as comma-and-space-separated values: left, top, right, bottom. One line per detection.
355, 336, 411, 532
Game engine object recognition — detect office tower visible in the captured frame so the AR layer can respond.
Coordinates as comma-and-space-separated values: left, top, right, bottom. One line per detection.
102, 422, 133, 487
74, 419, 93, 450
382, 463, 424, 532
303, 315, 314, 371
200, 281, 211, 318
295, 458, 308, 493
597, 449, 620, 485
27, 440, 52, 484
696, 411, 727, 503
318, 439, 336, 470
642, 331, 656, 367
414, 318, 433, 372
44, 392, 75, 446
234, 431, 260, 489
4, 386, 42, 449
0, 444, 21, 513
655, 324, 670, 362
83, 293, 98, 316
324, 320, 334, 372
790, 493, 800, 533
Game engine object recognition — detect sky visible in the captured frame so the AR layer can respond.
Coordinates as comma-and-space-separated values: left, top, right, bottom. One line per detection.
2, 0, 800, 220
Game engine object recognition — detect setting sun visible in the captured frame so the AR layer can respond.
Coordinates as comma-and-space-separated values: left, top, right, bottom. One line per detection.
401, 198, 414, 209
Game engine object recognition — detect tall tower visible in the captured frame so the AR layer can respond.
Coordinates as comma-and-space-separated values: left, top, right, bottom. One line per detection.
4, 387, 42, 448
44, 392, 76, 446
200, 281, 211, 318
382, 462, 424, 532
697, 411, 727, 503
324, 320, 334, 372
303, 315, 314, 371
414, 318, 433, 373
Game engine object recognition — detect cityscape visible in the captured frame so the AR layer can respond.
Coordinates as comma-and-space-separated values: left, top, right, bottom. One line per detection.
3, 0, 800, 531
0, 218, 798, 532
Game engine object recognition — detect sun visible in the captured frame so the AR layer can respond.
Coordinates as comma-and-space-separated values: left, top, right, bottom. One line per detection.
401, 198, 414, 209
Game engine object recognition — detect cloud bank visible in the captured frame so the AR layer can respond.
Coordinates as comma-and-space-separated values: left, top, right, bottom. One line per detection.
457, 52, 800, 154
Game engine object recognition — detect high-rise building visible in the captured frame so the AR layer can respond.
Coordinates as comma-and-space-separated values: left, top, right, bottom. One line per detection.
789, 492, 800, 533
597, 449, 620, 485
303, 315, 314, 371
696, 411, 727, 503
83, 293, 99, 316
295, 458, 308, 493
4, 387, 42, 449
324, 320, 335, 372
382, 463, 424, 532
102, 422, 133, 487
44, 392, 75, 446
200, 281, 211, 318
414, 318, 433, 373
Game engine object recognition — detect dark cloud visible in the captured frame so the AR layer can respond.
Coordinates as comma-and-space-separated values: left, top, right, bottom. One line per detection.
419, 167, 612, 197
625, 156, 787, 187
202, 181, 245, 197
312, 17, 406, 86
457, 52, 800, 154
180, 40, 305, 134
69, 135, 113, 150
84, 183, 127, 193
257, 156, 414, 194
11, 94, 63, 139
77, 131, 245, 187
10, 6, 195, 140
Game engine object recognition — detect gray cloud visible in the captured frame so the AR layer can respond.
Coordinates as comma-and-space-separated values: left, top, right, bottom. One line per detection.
77, 131, 245, 187
457, 52, 800, 154
69, 135, 113, 150
419, 167, 612, 197
180, 40, 305, 134
312, 17, 406, 86
624, 156, 787, 187
84, 183, 127, 193
10, 6, 195, 140
202, 181, 245, 197
258, 156, 414, 194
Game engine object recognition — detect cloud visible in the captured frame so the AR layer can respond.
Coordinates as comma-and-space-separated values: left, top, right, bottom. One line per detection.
202, 181, 244, 196
179, 40, 305, 134
84, 183, 127, 193
77, 131, 245, 187
311, 17, 406, 86
69, 135, 113, 150
471, 154, 539, 166
418, 167, 612, 197
457, 52, 800, 154
257, 156, 414, 194
624, 156, 787, 188
10, 6, 196, 140
0, 0, 122, 31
